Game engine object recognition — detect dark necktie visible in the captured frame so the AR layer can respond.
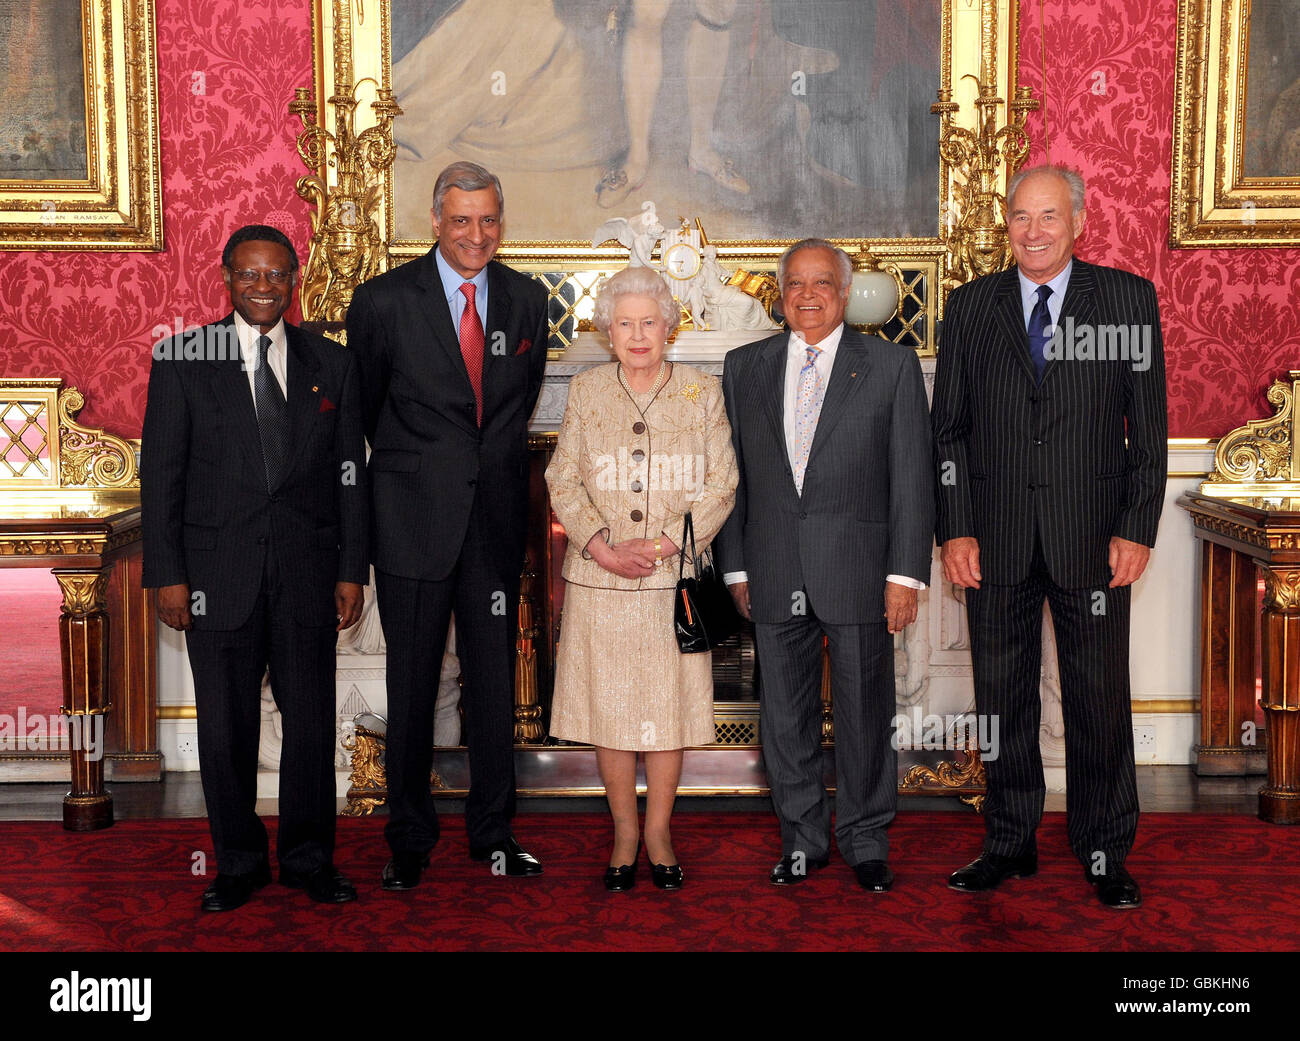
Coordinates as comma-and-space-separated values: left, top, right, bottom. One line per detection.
459, 282, 484, 426
1027, 284, 1053, 382
253, 333, 287, 490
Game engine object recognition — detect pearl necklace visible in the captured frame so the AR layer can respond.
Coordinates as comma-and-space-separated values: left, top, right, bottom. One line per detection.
619, 359, 668, 397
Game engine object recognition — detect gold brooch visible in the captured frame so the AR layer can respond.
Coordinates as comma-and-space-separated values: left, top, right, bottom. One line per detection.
681, 383, 701, 402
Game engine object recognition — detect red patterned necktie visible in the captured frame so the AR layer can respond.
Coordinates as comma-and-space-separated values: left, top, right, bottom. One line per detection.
459, 281, 484, 425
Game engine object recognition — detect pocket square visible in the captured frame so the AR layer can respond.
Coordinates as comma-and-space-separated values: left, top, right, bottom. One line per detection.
319, 396, 336, 413
515, 338, 532, 356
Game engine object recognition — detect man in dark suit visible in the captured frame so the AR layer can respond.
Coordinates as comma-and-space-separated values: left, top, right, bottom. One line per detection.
715, 239, 934, 891
931, 165, 1167, 909
142, 224, 369, 911
346, 162, 549, 888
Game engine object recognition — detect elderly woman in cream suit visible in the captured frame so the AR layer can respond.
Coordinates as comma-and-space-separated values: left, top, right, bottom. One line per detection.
546, 265, 738, 891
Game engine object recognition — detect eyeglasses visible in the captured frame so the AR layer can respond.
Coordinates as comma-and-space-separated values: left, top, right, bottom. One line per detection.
226, 268, 293, 285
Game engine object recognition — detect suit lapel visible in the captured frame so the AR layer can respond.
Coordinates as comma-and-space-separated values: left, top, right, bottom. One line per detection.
1044, 258, 1097, 385
754, 334, 787, 454
992, 268, 1039, 385
806, 326, 872, 466
205, 316, 263, 478
415, 246, 477, 404
481, 261, 513, 421
279, 323, 322, 486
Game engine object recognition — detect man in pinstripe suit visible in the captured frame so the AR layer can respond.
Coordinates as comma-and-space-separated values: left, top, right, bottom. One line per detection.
931, 165, 1167, 909
716, 240, 934, 891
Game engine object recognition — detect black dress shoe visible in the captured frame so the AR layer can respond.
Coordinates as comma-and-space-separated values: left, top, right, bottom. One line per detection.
282, 865, 358, 904
381, 852, 430, 891
769, 853, 830, 885
469, 836, 543, 877
853, 860, 894, 892
200, 865, 271, 912
1087, 864, 1141, 908
650, 862, 684, 890
948, 851, 1037, 892
604, 844, 639, 892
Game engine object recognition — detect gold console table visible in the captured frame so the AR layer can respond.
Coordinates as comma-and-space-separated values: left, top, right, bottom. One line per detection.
0, 379, 159, 830
1179, 371, 1300, 822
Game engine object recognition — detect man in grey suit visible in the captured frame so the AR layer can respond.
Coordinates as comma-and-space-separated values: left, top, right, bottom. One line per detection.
715, 239, 935, 890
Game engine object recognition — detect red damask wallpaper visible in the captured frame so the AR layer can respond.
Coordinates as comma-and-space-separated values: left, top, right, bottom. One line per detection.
0, 0, 314, 438
0, 0, 1294, 438
1018, 0, 1300, 436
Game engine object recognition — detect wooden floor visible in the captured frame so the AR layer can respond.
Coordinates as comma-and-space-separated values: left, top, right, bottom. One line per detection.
0, 766, 1267, 822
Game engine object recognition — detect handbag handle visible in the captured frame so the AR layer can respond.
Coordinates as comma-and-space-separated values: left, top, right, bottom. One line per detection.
678, 512, 699, 580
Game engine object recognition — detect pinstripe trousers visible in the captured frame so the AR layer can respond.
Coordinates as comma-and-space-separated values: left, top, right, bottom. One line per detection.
756, 610, 896, 865
965, 533, 1139, 867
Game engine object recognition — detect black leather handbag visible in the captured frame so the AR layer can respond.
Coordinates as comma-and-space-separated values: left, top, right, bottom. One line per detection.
674, 512, 741, 653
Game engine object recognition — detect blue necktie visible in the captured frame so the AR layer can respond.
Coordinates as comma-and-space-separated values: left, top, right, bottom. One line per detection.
1027, 284, 1053, 382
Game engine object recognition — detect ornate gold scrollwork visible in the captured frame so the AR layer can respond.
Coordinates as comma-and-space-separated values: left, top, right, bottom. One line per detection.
55, 571, 109, 616
57, 388, 140, 489
1203, 373, 1300, 496
290, 81, 403, 324
932, 80, 1037, 288
930, 2, 1038, 290
341, 723, 387, 817
342, 719, 447, 816
1263, 570, 1300, 613
900, 750, 988, 802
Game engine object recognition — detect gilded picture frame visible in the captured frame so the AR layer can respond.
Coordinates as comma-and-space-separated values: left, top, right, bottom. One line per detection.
1171, 0, 1300, 248
305, 0, 1026, 354
0, 0, 163, 251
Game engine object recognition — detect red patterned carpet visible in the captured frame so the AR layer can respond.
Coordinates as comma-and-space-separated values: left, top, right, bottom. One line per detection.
0, 811, 1295, 952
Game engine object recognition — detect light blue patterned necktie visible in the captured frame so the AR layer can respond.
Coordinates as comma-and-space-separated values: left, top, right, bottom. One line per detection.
792, 342, 823, 494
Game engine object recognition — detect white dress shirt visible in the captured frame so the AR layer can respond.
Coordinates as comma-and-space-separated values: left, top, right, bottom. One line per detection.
234, 312, 287, 406
725, 322, 924, 591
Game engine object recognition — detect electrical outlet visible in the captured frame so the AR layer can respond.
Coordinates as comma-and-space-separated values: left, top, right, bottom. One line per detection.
1132, 725, 1157, 763
175, 727, 199, 759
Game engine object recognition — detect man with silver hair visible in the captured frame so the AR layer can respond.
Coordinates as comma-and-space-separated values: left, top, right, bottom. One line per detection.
932, 164, 1167, 908
347, 161, 550, 889
715, 237, 934, 892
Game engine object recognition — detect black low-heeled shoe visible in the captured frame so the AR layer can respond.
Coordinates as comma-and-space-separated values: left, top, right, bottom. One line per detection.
604, 843, 640, 892
650, 862, 684, 891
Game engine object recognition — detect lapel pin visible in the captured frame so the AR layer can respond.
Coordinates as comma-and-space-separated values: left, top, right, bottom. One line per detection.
311, 385, 319, 393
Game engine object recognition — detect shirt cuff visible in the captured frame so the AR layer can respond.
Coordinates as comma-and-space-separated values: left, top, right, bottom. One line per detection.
886, 574, 927, 590
724, 571, 748, 585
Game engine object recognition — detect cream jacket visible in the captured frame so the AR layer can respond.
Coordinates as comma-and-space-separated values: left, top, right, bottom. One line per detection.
545, 362, 738, 590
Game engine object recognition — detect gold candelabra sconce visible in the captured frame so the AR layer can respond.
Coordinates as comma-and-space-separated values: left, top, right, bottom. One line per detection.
932, 14, 1039, 292
290, 81, 403, 324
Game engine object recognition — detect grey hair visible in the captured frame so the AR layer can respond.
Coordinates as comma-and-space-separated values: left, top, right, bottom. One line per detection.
777, 238, 853, 292
592, 265, 681, 336
1007, 164, 1086, 214
431, 161, 504, 219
